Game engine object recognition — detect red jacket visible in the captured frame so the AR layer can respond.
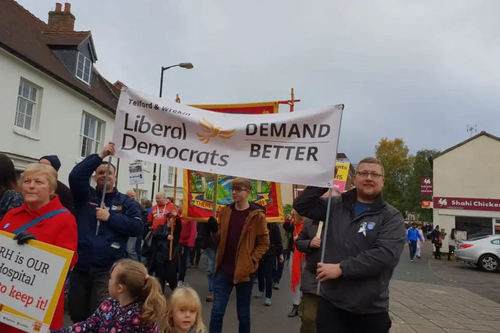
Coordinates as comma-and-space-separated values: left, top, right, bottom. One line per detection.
0, 196, 78, 332
147, 202, 176, 231
179, 219, 196, 247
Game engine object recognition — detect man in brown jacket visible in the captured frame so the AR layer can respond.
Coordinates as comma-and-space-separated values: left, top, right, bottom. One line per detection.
208, 177, 269, 333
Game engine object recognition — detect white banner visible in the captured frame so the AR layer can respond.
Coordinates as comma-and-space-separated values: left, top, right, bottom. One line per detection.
112, 87, 343, 187
128, 161, 144, 185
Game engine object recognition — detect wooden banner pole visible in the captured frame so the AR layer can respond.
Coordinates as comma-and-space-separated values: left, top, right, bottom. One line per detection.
212, 174, 219, 217
279, 88, 301, 202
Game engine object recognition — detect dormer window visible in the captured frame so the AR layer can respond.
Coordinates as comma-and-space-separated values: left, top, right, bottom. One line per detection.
76, 52, 92, 84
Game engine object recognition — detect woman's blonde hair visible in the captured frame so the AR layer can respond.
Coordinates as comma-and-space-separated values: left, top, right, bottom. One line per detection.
110, 259, 167, 330
22, 163, 58, 198
166, 287, 205, 333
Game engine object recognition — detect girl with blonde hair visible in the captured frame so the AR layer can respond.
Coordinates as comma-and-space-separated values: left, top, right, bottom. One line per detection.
52, 259, 167, 332
165, 287, 206, 333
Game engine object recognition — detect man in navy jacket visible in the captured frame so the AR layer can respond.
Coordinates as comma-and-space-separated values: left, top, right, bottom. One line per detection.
67, 142, 142, 323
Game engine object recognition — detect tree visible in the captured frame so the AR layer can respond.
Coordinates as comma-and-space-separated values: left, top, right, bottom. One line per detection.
406, 149, 440, 222
375, 138, 413, 213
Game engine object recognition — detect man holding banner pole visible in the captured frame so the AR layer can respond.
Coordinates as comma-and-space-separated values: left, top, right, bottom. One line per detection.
67, 142, 143, 323
293, 157, 406, 333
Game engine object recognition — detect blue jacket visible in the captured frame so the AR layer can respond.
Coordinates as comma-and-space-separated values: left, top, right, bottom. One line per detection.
407, 228, 423, 242
69, 154, 142, 273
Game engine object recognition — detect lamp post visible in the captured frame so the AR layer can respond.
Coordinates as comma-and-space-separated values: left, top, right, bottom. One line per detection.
151, 63, 194, 201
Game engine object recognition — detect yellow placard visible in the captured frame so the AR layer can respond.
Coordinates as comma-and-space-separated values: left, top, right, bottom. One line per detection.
0, 231, 74, 333
333, 162, 350, 192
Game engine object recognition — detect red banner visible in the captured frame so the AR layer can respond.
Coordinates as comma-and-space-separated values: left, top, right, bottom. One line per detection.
433, 197, 500, 212
182, 102, 284, 222
420, 178, 433, 196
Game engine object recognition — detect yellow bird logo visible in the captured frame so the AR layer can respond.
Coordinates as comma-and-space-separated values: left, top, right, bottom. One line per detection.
197, 117, 236, 144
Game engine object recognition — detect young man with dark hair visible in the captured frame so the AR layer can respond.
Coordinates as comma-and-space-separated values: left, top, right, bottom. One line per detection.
209, 177, 270, 333
294, 157, 406, 333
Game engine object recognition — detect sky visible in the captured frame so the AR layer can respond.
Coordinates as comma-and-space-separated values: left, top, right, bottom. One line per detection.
19, 0, 500, 163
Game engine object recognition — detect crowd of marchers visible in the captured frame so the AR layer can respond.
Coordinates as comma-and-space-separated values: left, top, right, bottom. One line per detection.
0, 145, 407, 333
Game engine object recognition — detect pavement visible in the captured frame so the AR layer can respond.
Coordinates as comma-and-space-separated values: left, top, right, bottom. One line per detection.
389, 280, 500, 333
61, 240, 500, 332
390, 242, 500, 333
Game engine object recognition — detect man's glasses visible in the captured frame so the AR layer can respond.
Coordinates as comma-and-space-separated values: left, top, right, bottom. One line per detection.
232, 188, 249, 192
356, 171, 384, 179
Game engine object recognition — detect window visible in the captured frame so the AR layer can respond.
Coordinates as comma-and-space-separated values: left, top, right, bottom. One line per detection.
138, 189, 148, 200
491, 239, 500, 245
455, 216, 493, 239
168, 166, 174, 184
76, 52, 92, 84
495, 219, 500, 235
15, 80, 38, 131
79, 113, 104, 158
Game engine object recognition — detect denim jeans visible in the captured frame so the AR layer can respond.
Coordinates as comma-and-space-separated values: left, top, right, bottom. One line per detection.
409, 241, 417, 260
209, 271, 253, 333
205, 248, 216, 293
126, 237, 142, 261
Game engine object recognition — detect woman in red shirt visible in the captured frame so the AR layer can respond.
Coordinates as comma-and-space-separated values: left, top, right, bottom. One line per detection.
0, 163, 78, 332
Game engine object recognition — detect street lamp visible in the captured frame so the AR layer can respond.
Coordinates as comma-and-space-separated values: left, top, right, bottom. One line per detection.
151, 62, 194, 201
159, 63, 194, 98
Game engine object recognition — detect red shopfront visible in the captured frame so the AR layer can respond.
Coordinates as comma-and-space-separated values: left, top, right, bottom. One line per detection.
434, 197, 500, 238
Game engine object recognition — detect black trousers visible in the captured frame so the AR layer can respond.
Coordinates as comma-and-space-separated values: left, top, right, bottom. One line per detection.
435, 244, 441, 259
189, 240, 202, 266
316, 297, 391, 333
178, 245, 191, 282
68, 270, 110, 323
257, 256, 274, 298
152, 252, 179, 292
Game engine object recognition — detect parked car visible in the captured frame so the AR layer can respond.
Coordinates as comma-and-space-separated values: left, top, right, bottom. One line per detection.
455, 235, 500, 272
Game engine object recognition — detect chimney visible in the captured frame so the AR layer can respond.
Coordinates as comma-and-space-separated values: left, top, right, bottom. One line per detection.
113, 81, 128, 90
47, 2, 75, 32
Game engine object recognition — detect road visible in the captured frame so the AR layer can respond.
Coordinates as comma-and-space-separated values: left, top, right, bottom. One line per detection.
394, 241, 500, 304
61, 240, 499, 332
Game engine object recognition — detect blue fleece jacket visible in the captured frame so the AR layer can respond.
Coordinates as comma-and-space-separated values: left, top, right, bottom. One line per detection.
407, 228, 423, 242
69, 154, 143, 273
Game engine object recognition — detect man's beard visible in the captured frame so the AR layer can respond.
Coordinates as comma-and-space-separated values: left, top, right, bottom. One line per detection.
97, 183, 114, 192
358, 188, 380, 201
